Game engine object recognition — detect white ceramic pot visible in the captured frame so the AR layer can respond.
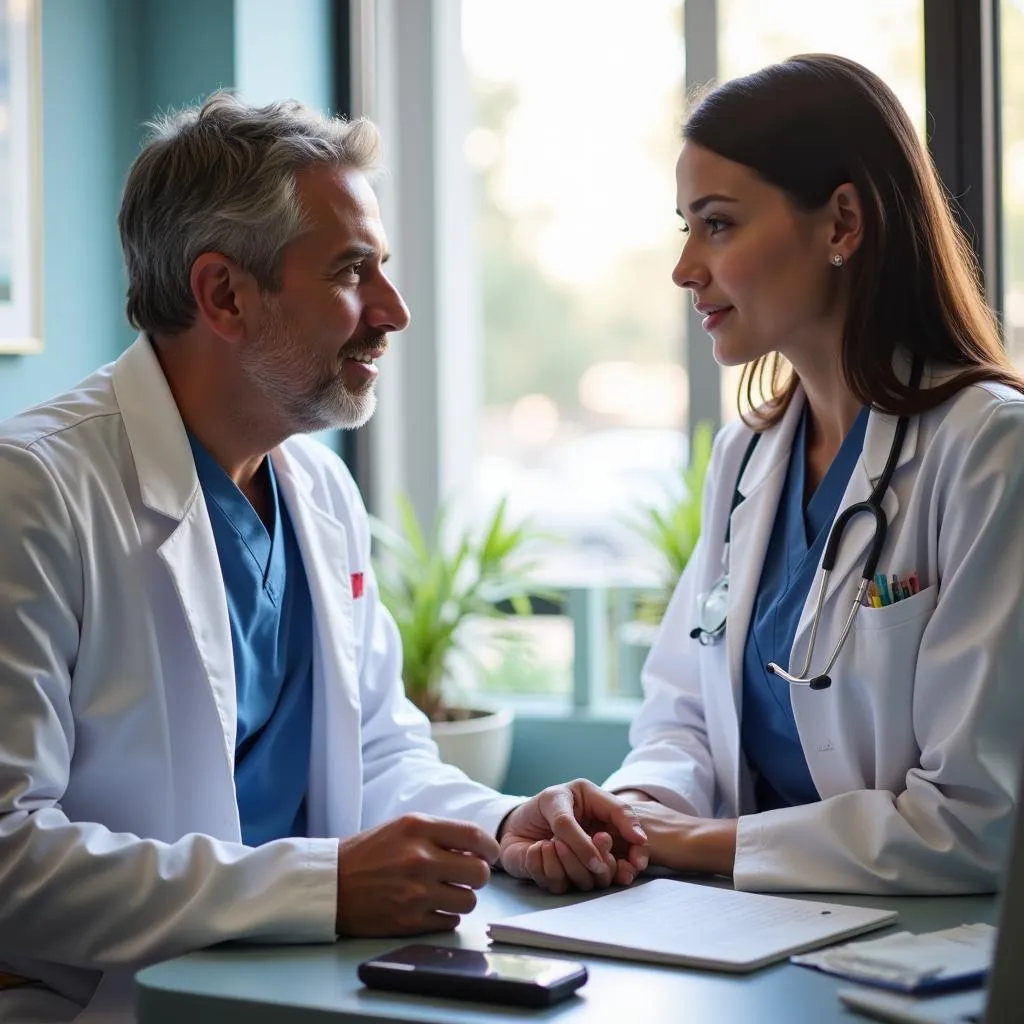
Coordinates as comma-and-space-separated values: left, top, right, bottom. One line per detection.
430, 706, 515, 790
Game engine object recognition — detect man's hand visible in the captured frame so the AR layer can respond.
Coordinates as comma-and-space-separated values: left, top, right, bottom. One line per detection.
335, 814, 500, 936
498, 779, 649, 894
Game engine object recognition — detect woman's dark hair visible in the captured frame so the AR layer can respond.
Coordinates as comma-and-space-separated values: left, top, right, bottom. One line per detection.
683, 53, 1022, 427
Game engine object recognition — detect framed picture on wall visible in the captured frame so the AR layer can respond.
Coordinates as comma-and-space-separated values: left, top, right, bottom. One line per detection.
0, 0, 41, 354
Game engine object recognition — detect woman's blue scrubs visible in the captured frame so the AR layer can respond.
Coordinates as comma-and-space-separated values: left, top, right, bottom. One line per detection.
740, 405, 869, 811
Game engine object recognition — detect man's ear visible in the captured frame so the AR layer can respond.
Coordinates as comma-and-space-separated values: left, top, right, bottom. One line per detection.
189, 253, 259, 343
827, 182, 864, 261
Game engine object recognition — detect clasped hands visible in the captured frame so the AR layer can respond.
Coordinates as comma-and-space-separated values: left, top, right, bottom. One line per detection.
335, 778, 649, 937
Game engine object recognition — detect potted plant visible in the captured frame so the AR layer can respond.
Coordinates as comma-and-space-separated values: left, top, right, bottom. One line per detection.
371, 493, 549, 789
619, 421, 715, 679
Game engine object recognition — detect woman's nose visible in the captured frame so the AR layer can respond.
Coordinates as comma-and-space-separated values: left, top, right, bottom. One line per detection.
671, 245, 709, 291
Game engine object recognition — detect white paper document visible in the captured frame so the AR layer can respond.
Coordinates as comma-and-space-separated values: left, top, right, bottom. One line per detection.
487, 878, 898, 973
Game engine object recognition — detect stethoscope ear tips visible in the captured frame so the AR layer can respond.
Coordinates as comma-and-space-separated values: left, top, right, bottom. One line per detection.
689, 627, 704, 640
809, 675, 832, 691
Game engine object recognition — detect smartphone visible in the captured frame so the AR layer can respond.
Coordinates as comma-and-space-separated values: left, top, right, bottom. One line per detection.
357, 943, 588, 1008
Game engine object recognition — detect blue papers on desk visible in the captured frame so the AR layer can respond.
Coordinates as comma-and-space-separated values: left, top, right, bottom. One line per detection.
837, 985, 988, 1024
792, 923, 995, 993
487, 878, 897, 973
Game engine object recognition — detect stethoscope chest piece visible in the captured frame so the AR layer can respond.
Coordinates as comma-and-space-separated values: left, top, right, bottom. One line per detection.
691, 574, 729, 645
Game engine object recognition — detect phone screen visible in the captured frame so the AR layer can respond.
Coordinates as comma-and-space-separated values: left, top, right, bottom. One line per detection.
365, 945, 582, 986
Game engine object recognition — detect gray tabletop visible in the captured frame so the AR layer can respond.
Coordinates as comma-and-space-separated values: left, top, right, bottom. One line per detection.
135, 875, 996, 1023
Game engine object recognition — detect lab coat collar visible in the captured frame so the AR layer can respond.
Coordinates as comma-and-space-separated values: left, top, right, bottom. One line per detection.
736, 352, 925, 498
787, 356, 929, 670
730, 355, 927, 706
734, 388, 805, 502
724, 393, 805, 731
112, 334, 202, 522
112, 336, 242, 764
270, 441, 364, 839
861, 350, 923, 485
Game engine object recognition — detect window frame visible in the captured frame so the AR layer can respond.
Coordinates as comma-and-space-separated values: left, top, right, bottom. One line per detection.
337, 0, 1006, 711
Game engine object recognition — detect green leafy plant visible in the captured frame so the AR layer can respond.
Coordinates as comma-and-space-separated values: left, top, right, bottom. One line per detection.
625, 421, 715, 624
371, 494, 551, 721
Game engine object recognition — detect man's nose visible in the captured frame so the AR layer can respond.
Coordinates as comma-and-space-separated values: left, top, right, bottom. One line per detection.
367, 276, 411, 333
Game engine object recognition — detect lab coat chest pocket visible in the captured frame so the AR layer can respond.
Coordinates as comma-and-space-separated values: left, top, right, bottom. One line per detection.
838, 585, 938, 780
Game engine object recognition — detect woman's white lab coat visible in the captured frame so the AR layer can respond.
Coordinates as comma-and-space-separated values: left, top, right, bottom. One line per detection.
604, 365, 1024, 894
0, 338, 521, 1022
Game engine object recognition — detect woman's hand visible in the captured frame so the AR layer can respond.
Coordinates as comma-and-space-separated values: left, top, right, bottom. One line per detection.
628, 800, 738, 878
534, 787, 736, 886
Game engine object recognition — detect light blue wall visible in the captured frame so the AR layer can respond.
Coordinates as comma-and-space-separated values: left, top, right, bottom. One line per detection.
503, 714, 631, 794
0, 0, 138, 417
138, 0, 235, 116
0, 0, 331, 421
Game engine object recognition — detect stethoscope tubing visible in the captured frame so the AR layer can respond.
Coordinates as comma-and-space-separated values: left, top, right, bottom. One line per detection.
694, 359, 923, 689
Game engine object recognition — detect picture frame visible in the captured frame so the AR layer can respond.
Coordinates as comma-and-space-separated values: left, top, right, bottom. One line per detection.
0, 0, 42, 354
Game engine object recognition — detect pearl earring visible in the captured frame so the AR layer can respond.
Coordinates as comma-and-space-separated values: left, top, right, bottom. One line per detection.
831, 253, 844, 267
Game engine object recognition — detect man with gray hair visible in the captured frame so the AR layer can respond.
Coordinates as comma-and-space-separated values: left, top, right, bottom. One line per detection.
0, 94, 647, 1023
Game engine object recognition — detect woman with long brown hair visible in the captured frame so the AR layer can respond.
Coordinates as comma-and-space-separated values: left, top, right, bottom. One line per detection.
576, 54, 1024, 894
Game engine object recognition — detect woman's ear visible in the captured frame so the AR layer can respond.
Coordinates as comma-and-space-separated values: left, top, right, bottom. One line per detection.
828, 182, 864, 261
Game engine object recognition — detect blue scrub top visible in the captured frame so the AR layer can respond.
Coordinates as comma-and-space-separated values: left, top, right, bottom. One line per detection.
740, 404, 869, 811
189, 436, 315, 846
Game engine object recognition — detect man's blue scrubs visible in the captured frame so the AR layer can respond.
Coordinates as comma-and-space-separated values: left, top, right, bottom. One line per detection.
189, 437, 315, 845
740, 405, 869, 811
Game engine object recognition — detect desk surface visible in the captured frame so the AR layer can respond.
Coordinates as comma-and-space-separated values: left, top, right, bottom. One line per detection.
135, 877, 995, 1024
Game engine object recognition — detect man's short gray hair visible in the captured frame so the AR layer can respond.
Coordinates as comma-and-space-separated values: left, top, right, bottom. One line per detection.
118, 92, 381, 335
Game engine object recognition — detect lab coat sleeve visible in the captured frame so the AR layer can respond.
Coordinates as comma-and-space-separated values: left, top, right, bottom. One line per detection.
601, 428, 745, 816
734, 400, 1024, 893
602, 540, 718, 817
328, 470, 524, 837
0, 443, 339, 971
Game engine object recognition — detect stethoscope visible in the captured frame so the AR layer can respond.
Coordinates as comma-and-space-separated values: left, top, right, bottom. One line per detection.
690, 362, 921, 691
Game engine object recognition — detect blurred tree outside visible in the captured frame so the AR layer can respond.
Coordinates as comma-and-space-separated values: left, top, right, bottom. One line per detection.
465, 1, 686, 428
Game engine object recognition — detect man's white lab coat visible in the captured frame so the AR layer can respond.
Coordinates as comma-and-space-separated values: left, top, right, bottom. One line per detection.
0, 337, 522, 1021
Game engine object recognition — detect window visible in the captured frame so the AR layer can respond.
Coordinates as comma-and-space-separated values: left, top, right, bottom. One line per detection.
461, 0, 688, 586
1003, 0, 1024, 365
456, 0, 689, 701
715, 0, 926, 421
357, 0, 943, 708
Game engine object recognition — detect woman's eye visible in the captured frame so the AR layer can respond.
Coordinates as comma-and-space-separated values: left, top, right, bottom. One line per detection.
706, 217, 729, 235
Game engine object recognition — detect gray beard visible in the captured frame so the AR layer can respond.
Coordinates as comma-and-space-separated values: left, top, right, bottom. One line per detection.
239, 315, 379, 433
